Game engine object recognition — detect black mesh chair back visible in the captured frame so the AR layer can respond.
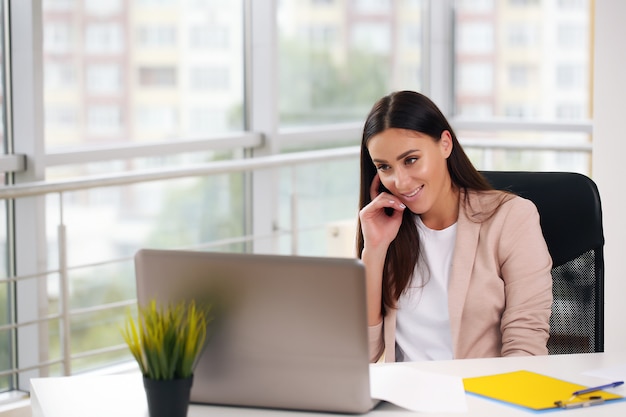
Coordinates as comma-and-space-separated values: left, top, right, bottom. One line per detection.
481, 171, 604, 354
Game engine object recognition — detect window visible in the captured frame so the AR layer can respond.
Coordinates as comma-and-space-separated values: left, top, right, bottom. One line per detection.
278, 0, 426, 126
557, 23, 586, 49
137, 25, 177, 48
556, 63, 584, 89
457, 22, 494, 54
86, 64, 122, 94
189, 67, 230, 91
138, 66, 176, 87
137, 106, 177, 130
189, 26, 229, 49
0, 2, 12, 393
44, 22, 73, 54
87, 105, 122, 135
43, 0, 76, 10
45, 105, 79, 128
0, 1, 594, 407
350, 23, 391, 53
85, 0, 122, 15
456, 0, 494, 12
353, 0, 391, 13
458, 62, 494, 94
507, 24, 538, 47
44, 61, 77, 89
85, 23, 124, 54
509, 64, 531, 88
556, 103, 584, 119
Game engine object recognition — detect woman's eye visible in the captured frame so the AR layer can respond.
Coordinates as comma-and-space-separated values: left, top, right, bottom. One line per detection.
376, 164, 390, 172
405, 157, 418, 165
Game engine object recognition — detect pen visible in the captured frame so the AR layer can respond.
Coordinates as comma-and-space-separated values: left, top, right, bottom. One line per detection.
572, 381, 624, 396
557, 397, 605, 409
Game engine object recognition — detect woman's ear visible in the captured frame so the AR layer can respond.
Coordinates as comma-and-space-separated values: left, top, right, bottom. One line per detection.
440, 130, 453, 158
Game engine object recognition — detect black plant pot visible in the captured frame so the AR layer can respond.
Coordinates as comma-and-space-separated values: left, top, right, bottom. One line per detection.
143, 375, 194, 417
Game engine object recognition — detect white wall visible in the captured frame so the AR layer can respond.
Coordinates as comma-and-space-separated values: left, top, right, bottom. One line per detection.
592, 0, 626, 352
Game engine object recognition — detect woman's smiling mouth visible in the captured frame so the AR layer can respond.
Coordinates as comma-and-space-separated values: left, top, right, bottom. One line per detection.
402, 185, 424, 198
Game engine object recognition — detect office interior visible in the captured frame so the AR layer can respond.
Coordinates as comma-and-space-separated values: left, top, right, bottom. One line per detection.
1, 0, 625, 415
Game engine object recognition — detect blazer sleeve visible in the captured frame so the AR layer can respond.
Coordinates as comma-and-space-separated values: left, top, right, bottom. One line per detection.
497, 197, 553, 356
368, 321, 384, 362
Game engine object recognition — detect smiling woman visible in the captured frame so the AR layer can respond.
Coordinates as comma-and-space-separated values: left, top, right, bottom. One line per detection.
356, 90, 554, 363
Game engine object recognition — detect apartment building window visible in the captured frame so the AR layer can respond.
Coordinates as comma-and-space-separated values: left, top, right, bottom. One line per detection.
558, 0, 586, 9
509, 64, 531, 88
85, 0, 122, 15
350, 23, 390, 53
137, 106, 177, 131
87, 105, 123, 135
137, 25, 177, 48
456, 0, 494, 12
45, 106, 79, 129
44, 22, 73, 54
309, 25, 337, 47
509, 0, 539, 6
557, 23, 586, 49
137, 0, 176, 5
189, 107, 229, 134
403, 24, 422, 47
43, 0, 75, 10
458, 62, 494, 94
189, 26, 229, 49
189, 67, 230, 91
44, 61, 77, 89
457, 22, 494, 54
86, 64, 122, 94
556, 63, 585, 89
505, 103, 536, 118
402, 65, 422, 90
353, 0, 391, 13
138, 66, 177, 87
556, 103, 584, 120
507, 24, 538, 47
85, 23, 124, 54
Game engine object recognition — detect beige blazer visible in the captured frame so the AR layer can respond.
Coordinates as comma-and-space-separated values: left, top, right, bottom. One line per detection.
369, 189, 553, 362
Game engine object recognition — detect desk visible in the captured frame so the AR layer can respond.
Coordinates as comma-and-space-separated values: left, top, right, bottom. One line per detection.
31, 352, 626, 417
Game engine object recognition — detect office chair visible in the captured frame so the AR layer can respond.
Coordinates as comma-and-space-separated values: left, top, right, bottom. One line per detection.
480, 171, 604, 354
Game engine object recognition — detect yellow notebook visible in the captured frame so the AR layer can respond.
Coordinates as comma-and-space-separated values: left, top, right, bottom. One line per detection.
463, 370, 623, 411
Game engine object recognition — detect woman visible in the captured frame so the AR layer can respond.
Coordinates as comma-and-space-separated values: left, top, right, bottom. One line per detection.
357, 90, 553, 362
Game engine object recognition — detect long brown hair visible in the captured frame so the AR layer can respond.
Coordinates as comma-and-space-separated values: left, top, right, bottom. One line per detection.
356, 90, 497, 314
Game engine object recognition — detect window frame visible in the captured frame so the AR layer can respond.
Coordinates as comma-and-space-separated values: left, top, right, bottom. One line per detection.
0, 0, 594, 401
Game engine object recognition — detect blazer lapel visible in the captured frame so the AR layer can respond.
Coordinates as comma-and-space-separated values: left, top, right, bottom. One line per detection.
448, 190, 482, 357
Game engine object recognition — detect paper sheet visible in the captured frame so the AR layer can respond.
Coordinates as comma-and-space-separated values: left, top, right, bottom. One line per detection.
369, 364, 468, 413
583, 363, 626, 382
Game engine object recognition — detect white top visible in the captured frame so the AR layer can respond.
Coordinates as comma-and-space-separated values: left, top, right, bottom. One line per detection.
394, 215, 456, 362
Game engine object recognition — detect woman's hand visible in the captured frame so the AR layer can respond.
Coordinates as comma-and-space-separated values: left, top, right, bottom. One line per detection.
359, 174, 406, 251
359, 174, 405, 326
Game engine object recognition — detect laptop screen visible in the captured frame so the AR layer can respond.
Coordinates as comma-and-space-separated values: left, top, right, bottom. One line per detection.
134, 249, 376, 413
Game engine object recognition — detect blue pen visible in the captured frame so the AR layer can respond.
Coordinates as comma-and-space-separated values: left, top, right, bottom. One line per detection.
572, 381, 624, 396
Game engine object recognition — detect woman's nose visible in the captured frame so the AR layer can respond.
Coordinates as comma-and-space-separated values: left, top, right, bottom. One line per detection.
394, 168, 411, 189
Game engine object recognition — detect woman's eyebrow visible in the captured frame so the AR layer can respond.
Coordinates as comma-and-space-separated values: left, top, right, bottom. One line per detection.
372, 149, 420, 164
395, 149, 419, 161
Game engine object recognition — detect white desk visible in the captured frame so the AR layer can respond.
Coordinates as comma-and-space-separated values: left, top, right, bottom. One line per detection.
31, 352, 626, 417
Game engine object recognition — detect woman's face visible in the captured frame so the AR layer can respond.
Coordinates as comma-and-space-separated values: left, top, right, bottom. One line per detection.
367, 127, 455, 226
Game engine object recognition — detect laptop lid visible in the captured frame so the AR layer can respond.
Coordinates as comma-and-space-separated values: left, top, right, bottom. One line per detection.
134, 249, 376, 414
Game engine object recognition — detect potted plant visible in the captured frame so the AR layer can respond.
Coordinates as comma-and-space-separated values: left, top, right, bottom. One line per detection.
121, 299, 211, 417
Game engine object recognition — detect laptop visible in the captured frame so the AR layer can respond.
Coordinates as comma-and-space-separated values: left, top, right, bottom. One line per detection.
134, 248, 379, 414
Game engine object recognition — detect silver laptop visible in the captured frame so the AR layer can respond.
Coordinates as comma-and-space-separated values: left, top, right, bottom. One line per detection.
134, 248, 378, 414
